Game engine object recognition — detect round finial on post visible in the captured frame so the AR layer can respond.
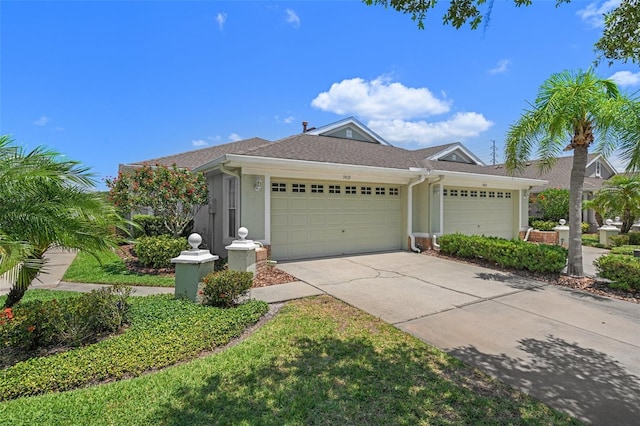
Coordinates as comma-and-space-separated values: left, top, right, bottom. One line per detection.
615, 216, 620, 222
605, 219, 613, 226
238, 227, 248, 240
559, 219, 566, 226
188, 233, 202, 250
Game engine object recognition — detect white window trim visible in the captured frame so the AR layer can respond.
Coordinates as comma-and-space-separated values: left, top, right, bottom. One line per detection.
595, 160, 602, 178
222, 175, 240, 242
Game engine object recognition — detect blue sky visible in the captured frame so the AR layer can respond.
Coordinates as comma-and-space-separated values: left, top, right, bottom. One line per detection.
2, 0, 638, 190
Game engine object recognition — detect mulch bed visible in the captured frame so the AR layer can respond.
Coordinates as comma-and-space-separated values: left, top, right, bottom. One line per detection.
116, 245, 297, 288
422, 249, 640, 304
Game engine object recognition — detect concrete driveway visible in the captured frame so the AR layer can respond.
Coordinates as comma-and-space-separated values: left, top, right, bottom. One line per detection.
278, 251, 640, 425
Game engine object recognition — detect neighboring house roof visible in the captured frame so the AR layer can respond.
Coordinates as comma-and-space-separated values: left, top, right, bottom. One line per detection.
120, 137, 271, 171
488, 153, 615, 192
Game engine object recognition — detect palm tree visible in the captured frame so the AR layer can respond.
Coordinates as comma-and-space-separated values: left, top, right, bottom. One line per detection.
587, 174, 640, 233
505, 69, 640, 277
0, 135, 127, 307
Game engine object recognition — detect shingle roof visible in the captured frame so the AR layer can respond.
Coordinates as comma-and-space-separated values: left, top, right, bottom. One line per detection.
125, 138, 271, 170
241, 134, 425, 170
487, 154, 607, 191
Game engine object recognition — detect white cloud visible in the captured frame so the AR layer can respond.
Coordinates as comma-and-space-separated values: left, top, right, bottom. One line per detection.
275, 115, 295, 124
609, 70, 640, 87
192, 139, 208, 147
285, 9, 300, 28
368, 113, 494, 146
216, 12, 227, 30
228, 133, 242, 142
577, 0, 620, 28
208, 135, 221, 142
488, 59, 511, 75
34, 116, 49, 126
311, 77, 450, 121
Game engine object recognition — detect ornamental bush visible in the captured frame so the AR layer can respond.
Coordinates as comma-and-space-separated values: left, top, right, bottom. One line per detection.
610, 245, 640, 256
609, 234, 630, 247
438, 233, 567, 274
201, 270, 253, 308
594, 254, 640, 290
132, 214, 170, 238
1, 285, 131, 355
628, 232, 640, 245
134, 235, 188, 268
534, 188, 569, 222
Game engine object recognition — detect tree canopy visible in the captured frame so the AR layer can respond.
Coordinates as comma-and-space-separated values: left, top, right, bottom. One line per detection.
363, 0, 640, 64
504, 69, 640, 277
106, 164, 209, 238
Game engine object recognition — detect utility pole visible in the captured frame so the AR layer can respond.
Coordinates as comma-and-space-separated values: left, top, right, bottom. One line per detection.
491, 140, 497, 165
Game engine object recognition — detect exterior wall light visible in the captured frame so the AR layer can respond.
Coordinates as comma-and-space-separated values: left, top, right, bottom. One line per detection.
254, 177, 263, 192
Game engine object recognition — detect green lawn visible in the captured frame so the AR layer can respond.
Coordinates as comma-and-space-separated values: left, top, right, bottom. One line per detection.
63, 249, 175, 287
0, 295, 581, 425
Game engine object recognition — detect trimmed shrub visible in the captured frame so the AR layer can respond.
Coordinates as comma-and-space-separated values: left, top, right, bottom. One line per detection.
609, 234, 630, 247
438, 233, 567, 274
134, 235, 188, 268
628, 232, 640, 245
610, 245, 640, 255
1, 285, 131, 353
531, 220, 557, 231
581, 222, 590, 233
594, 254, 640, 290
132, 214, 169, 238
201, 270, 253, 308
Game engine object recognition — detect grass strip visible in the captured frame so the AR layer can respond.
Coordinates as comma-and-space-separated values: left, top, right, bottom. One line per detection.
0, 296, 580, 425
63, 250, 175, 287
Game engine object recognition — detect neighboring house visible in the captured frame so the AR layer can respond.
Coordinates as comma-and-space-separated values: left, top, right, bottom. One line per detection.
491, 154, 617, 226
120, 118, 545, 261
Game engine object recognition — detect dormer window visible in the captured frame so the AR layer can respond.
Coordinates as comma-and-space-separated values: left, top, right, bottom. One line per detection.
346, 129, 353, 139
595, 160, 601, 177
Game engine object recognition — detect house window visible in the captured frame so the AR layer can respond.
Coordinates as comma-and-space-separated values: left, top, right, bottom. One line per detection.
375, 187, 385, 195
345, 186, 357, 194
329, 185, 341, 194
346, 129, 353, 139
595, 160, 602, 177
311, 184, 324, 193
223, 176, 239, 239
271, 182, 286, 192
292, 183, 306, 193
361, 186, 372, 195
389, 187, 399, 196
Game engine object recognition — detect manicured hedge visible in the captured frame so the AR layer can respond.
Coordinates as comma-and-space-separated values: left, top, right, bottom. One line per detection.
134, 235, 188, 268
0, 294, 268, 401
609, 245, 640, 256
438, 234, 567, 274
594, 254, 640, 291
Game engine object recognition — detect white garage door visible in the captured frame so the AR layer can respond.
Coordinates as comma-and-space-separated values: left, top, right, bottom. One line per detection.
270, 180, 403, 260
443, 187, 514, 239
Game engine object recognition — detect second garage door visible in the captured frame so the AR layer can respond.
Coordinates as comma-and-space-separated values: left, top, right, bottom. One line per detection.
443, 187, 515, 239
270, 180, 403, 260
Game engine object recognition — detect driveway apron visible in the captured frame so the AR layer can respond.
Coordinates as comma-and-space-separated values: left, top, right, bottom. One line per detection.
278, 251, 640, 425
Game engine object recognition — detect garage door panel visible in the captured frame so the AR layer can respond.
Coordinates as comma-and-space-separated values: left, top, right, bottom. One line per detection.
270, 180, 403, 260
443, 187, 513, 239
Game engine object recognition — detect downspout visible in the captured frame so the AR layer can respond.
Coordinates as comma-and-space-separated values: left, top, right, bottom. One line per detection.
408, 174, 428, 253
219, 163, 240, 178
428, 175, 444, 249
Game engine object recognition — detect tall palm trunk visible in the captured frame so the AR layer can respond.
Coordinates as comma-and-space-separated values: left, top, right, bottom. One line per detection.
567, 145, 588, 277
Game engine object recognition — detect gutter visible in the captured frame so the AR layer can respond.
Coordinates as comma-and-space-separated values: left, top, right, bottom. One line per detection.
427, 175, 444, 249
408, 173, 428, 253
